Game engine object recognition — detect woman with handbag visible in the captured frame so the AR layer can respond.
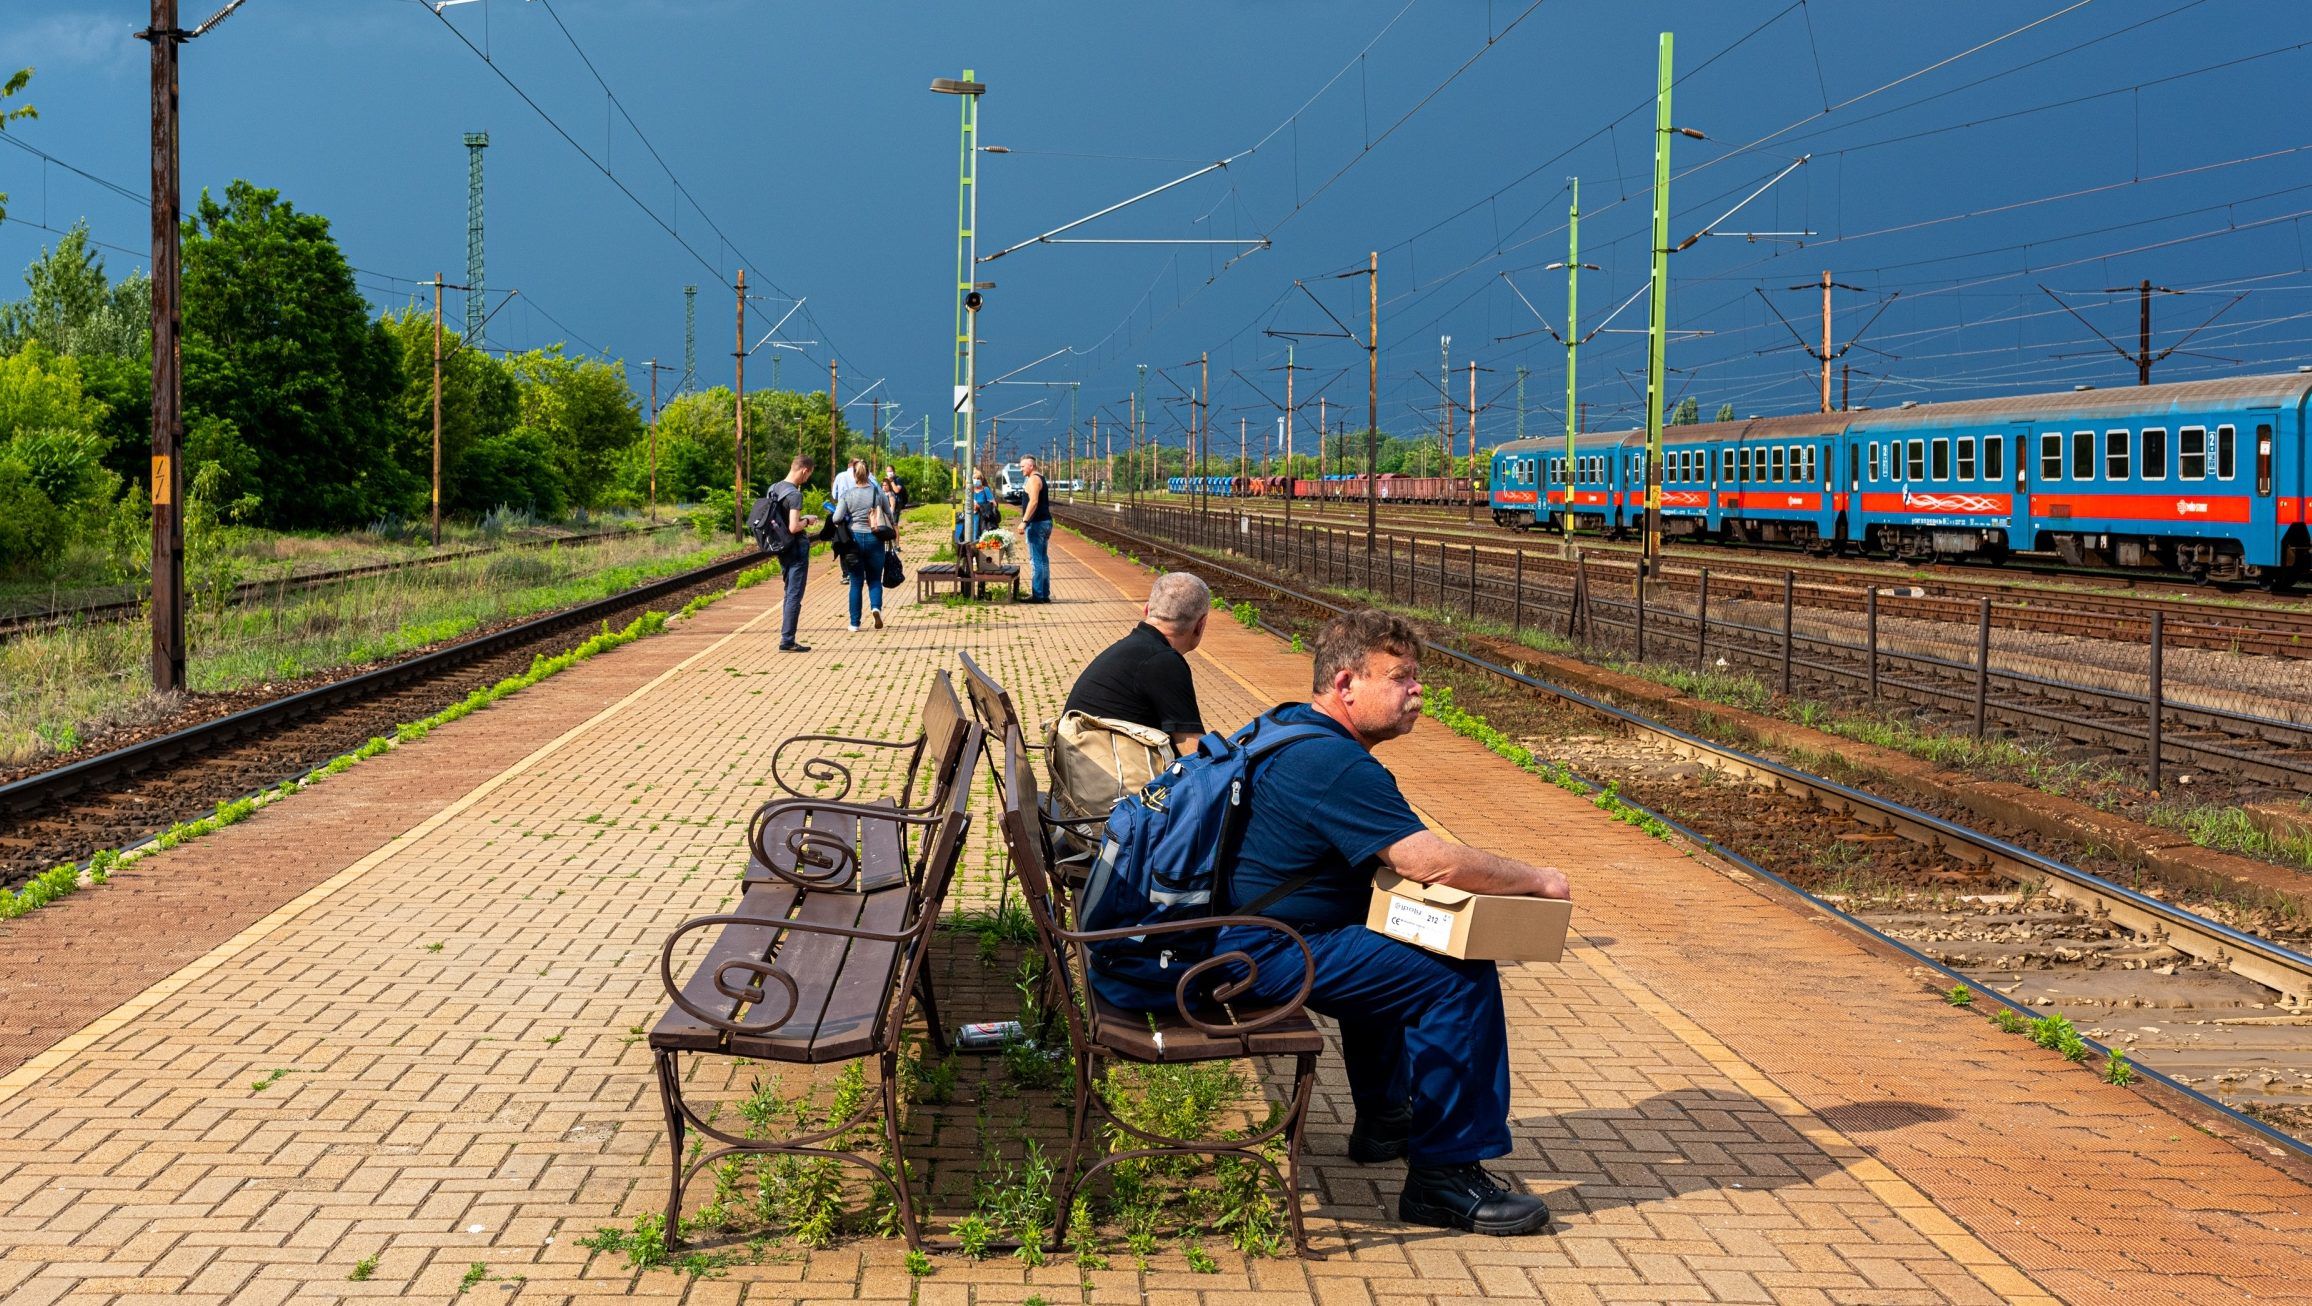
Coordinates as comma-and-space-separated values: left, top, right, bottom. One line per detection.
832, 457, 897, 632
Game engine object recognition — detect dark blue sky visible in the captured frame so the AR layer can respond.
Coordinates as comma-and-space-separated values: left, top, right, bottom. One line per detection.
5, 1, 2309, 464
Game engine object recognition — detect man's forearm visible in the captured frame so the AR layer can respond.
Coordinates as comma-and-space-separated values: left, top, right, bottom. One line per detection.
1386, 831, 1568, 898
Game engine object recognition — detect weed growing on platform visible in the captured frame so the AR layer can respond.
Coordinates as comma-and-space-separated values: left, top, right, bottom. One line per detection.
899, 1034, 959, 1105
2029, 1012, 2092, 1061
346, 1254, 378, 1281
2104, 1048, 2138, 1085
904, 1248, 934, 1278
1945, 984, 1974, 1007
456, 1262, 487, 1294
1990, 1007, 2029, 1034
1086, 1057, 1290, 1261
250, 1068, 290, 1092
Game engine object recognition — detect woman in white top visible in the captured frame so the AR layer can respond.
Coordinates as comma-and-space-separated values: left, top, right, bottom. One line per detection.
832, 457, 897, 631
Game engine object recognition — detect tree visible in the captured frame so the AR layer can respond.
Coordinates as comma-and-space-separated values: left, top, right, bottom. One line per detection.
1715, 402, 1736, 423
0, 224, 149, 359
180, 181, 407, 528
1669, 396, 1701, 426
0, 69, 35, 227
378, 308, 526, 515
505, 348, 642, 509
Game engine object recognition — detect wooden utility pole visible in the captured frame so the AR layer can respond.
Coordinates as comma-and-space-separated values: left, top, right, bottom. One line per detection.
432, 273, 445, 546
733, 269, 747, 539
141, 0, 186, 693
828, 359, 840, 478
645, 359, 676, 521
1367, 250, 1379, 559
1238, 416, 1247, 480
1466, 358, 1479, 520
1198, 350, 1209, 512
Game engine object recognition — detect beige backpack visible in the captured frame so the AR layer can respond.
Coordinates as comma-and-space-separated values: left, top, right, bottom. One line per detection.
1044, 710, 1175, 828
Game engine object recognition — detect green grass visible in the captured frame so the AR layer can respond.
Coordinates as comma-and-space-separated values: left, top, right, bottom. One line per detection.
1, 527, 733, 767
2143, 802, 2312, 873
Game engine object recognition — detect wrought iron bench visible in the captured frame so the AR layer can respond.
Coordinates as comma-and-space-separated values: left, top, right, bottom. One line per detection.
648, 723, 985, 1252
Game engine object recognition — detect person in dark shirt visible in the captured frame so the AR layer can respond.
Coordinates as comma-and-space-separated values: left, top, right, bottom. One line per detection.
1064, 572, 1208, 753
1219, 608, 1570, 1238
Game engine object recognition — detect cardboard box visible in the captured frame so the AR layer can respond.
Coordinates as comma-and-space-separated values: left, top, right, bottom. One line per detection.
1365, 867, 1571, 962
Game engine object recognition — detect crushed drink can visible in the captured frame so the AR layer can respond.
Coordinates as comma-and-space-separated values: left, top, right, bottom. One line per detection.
955, 1020, 1024, 1050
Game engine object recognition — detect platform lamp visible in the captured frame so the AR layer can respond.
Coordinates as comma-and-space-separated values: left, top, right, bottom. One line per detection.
932, 72, 988, 523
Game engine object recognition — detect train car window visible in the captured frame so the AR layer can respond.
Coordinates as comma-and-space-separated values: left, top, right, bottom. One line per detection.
1907, 440, 1926, 481
2257, 422, 2273, 495
1932, 439, 1951, 481
1985, 434, 2004, 482
2040, 432, 2063, 482
1868, 442, 1881, 481
2070, 429, 2094, 481
2141, 428, 2166, 479
1767, 446, 1782, 481
2179, 426, 2207, 479
2105, 429, 2129, 481
1804, 446, 1818, 482
1957, 436, 1977, 481
2216, 424, 2236, 479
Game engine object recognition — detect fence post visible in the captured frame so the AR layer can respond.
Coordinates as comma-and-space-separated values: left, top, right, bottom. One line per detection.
1780, 571, 1795, 698
1386, 535, 1395, 600
1635, 575, 1647, 661
2148, 612, 2164, 791
1696, 568, 1710, 670
1468, 545, 1478, 618
1513, 550, 1525, 632
1865, 586, 1879, 702
1572, 551, 1588, 639
1973, 596, 1992, 741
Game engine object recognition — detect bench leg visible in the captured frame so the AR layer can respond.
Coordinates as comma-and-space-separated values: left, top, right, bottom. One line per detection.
1281, 1051, 1318, 1257
1049, 1052, 1098, 1251
878, 1047, 926, 1249
653, 1051, 688, 1247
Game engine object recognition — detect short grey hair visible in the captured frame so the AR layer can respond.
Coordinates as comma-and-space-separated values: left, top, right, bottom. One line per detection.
1145, 572, 1210, 627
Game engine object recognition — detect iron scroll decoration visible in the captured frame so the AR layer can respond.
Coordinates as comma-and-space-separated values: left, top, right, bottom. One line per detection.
658, 914, 804, 1036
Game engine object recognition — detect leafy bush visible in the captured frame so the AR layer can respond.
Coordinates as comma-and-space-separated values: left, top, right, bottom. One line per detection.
0, 454, 64, 576
453, 428, 567, 519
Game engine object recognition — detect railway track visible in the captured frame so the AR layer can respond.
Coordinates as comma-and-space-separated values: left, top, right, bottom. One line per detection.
1107, 495, 2312, 659
1103, 501, 2312, 791
0, 521, 680, 642
0, 547, 760, 887
1058, 505, 2312, 1154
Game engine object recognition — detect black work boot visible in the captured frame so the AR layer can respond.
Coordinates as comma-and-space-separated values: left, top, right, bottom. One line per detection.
1346, 1103, 1415, 1164
1399, 1162, 1553, 1236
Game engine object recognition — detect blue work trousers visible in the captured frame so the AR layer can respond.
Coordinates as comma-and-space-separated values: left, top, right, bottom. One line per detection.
846, 530, 887, 627
1025, 519, 1053, 599
1218, 922, 1512, 1166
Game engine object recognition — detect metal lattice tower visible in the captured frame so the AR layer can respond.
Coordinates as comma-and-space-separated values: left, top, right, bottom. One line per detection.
463, 132, 488, 345
682, 285, 698, 392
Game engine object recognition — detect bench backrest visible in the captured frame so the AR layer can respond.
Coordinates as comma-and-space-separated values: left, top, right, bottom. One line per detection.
996, 724, 1093, 1052
956, 650, 1023, 744
912, 672, 971, 809
889, 724, 983, 1043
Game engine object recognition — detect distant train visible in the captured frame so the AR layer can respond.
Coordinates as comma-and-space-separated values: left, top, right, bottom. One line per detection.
1486, 373, 2311, 586
1164, 473, 1479, 505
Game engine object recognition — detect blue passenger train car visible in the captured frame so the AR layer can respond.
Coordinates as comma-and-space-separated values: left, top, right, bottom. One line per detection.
1485, 373, 2310, 585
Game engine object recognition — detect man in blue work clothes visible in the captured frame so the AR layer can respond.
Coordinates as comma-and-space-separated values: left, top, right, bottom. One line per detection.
1221, 608, 1569, 1236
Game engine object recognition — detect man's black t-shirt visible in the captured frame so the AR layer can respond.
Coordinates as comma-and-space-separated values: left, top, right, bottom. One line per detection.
1064, 622, 1203, 738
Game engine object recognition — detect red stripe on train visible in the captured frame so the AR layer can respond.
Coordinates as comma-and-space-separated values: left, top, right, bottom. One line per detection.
2027, 493, 2251, 523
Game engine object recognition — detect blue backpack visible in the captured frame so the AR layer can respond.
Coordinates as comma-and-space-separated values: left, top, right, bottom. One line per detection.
1076, 710, 1333, 1011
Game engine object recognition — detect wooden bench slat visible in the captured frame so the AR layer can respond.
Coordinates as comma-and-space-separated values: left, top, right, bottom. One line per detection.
727, 886, 912, 1063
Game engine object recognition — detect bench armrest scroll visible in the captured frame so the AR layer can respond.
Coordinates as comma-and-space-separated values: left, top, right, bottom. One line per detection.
768, 731, 927, 802
1060, 915, 1315, 1038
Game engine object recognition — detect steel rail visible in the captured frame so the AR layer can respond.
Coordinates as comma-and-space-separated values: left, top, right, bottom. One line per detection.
1058, 506, 2312, 1011
0, 548, 759, 817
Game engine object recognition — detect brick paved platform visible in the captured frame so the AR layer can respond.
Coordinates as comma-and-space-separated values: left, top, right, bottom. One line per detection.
3, 516, 2310, 1304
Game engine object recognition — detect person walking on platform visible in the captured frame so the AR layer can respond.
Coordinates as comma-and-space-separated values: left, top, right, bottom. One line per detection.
833, 457, 896, 632
1021, 454, 1054, 603
766, 454, 817, 653
1217, 608, 1571, 1237
882, 466, 908, 516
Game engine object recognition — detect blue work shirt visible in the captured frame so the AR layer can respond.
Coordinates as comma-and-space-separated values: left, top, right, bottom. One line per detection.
1225, 703, 1427, 930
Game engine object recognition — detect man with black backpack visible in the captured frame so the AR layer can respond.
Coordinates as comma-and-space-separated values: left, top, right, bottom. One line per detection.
762, 454, 817, 652
1079, 608, 1569, 1238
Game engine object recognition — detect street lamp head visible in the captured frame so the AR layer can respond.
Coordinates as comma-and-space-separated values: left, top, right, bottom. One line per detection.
964, 291, 983, 312
929, 78, 987, 96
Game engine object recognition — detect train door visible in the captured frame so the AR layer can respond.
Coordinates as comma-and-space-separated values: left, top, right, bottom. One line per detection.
2002, 428, 2030, 552
2249, 408, 2279, 570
